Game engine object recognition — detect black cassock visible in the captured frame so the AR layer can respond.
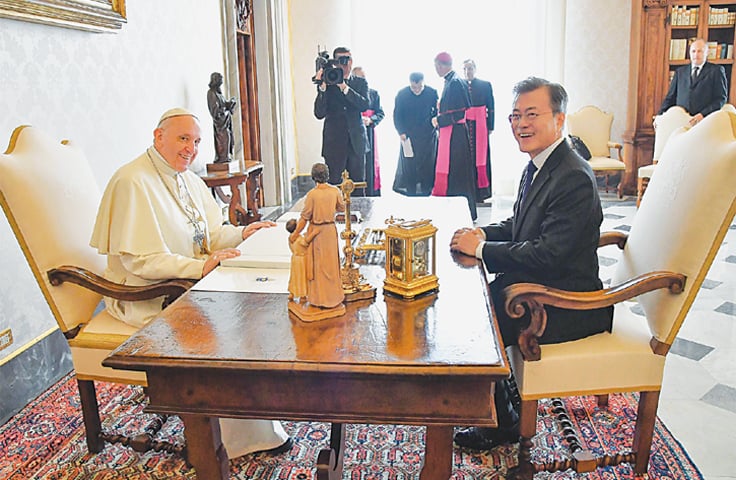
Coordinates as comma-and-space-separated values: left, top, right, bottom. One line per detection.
363, 88, 385, 196
467, 77, 495, 201
433, 70, 477, 221
392, 85, 438, 196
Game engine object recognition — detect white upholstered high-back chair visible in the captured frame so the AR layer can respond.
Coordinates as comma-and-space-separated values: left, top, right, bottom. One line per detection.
567, 105, 626, 197
637, 106, 692, 207
502, 110, 736, 478
0, 126, 191, 455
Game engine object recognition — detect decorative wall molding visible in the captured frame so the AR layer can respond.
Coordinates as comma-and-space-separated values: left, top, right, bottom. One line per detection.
643, 0, 668, 9
0, 0, 126, 33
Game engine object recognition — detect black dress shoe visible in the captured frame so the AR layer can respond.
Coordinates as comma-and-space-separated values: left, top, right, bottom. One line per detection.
453, 426, 519, 451
253, 437, 293, 456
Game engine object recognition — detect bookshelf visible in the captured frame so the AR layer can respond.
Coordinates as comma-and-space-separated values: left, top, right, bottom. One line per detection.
621, 0, 736, 197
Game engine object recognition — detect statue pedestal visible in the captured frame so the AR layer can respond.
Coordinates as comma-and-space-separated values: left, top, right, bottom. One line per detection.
288, 301, 346, 322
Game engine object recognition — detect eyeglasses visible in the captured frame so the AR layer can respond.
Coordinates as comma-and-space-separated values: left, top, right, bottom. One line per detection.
507, 111, 555, 124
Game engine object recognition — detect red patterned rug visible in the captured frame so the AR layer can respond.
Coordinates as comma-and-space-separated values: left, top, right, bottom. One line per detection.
1, 372, 702, 479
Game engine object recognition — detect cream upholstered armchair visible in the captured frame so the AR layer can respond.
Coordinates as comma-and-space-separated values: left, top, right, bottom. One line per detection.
637, 106, 692, 207
503, 109, 736, 479
0, 126, 193, 456
567, 105, 626, 197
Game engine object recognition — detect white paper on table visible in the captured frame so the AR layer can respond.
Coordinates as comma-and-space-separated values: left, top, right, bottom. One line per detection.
191, 266, 289, 293
221, 223, 291, 268
401, 137, 414, 157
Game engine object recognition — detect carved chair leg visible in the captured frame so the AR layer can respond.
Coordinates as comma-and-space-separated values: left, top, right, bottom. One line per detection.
633, 390, 660, 477
77, 378, 105, 453
78, 380, 185, 458
506, 399, 537, 480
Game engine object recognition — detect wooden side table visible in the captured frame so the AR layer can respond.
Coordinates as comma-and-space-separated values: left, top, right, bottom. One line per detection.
200, 161, 264, 226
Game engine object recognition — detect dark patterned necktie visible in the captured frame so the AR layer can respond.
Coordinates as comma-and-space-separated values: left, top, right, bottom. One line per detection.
691, 66, 699, 83
519, 160, 538, 206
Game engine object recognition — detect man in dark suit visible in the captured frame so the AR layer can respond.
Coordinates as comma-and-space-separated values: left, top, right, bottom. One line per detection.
658, 38, 727, 126
314, 46, 370, 189
450, 77, 613, 451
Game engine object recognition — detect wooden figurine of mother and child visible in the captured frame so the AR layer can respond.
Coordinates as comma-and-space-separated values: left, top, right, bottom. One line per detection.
287, 162, 347, 321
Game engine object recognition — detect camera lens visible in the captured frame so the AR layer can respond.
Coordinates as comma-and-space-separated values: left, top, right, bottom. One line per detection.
324, 67, 344, 85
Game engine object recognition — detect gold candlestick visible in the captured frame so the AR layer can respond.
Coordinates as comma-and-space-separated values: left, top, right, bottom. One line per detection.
338, 170, 376, 302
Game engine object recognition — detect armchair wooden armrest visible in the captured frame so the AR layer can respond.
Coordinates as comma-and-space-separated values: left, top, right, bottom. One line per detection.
598, 231, 628, 249
503, 271, 686, 361
48, 266, 196, 309
607, 141, 624, 161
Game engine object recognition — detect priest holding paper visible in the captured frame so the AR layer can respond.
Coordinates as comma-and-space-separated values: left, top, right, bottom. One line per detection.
90, 107, 291, 458
392, 72, 438, 196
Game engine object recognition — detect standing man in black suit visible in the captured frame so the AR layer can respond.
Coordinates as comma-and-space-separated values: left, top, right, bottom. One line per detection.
658, 38, 727, 126
314, 47, 370, 191
450, 77, 613, 451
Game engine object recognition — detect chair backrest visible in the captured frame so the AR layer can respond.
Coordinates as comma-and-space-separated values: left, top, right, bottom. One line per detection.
0, 126, 105, 333
653, 106, 692, 163
566, 105, 614, 157
611, 110, 736, 346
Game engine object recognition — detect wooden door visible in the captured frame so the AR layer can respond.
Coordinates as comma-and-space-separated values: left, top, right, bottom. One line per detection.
235, 0, 260, 163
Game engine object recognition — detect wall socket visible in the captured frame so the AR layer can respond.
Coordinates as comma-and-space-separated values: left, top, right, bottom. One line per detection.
0, 328, 13, 352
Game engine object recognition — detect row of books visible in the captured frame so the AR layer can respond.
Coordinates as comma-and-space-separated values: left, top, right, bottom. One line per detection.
669, 38, 734, 60
708, 7, 736, 26
707, 41, 734, 59
671, 6, 699, 26
670, 6, 736, 26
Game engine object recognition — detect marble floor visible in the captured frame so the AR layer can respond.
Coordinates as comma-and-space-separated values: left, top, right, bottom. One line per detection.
472, 192, 736, 480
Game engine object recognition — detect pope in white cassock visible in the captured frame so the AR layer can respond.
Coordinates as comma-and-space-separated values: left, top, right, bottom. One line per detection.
90, 107, 292, 458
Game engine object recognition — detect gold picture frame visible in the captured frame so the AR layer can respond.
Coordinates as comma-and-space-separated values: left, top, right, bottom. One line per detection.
0, 0, 126, 33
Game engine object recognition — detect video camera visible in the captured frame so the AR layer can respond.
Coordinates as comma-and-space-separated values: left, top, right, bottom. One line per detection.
312, 47, 349, 86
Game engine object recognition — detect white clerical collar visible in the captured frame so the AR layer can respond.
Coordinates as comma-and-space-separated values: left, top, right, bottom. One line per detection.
530, 136, 565, 172
148, 146, 178, 177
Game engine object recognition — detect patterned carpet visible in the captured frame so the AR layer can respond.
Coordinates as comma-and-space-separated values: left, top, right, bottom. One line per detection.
1, 372, 703, 479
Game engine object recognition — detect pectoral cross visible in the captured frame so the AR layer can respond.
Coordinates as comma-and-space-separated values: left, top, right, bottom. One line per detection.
337, 170, 375, 301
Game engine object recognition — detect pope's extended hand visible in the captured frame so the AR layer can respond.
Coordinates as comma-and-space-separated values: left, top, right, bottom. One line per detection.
203, 248, 241, 276
242, 220, 277, 240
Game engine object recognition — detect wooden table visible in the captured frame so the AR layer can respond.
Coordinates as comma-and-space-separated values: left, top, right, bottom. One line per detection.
104, 196, 510, 479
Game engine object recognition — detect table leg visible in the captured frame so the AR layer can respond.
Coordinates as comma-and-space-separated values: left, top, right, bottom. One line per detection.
227, 183, 248, 226
180, 414, 229, 480
316, 422, 345, 480
244, 171, 263, 223
420, 425, 454, 480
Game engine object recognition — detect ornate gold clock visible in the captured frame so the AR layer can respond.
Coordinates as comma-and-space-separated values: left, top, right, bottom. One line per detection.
383, 217, 439, 299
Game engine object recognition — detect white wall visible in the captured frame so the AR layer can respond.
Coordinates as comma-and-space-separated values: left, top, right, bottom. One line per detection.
564, 0, 632, 144
0, 0, 226, 360
288, 0, 355, 180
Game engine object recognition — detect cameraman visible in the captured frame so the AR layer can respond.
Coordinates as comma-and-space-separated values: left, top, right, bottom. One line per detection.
314, 47, 370, 192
